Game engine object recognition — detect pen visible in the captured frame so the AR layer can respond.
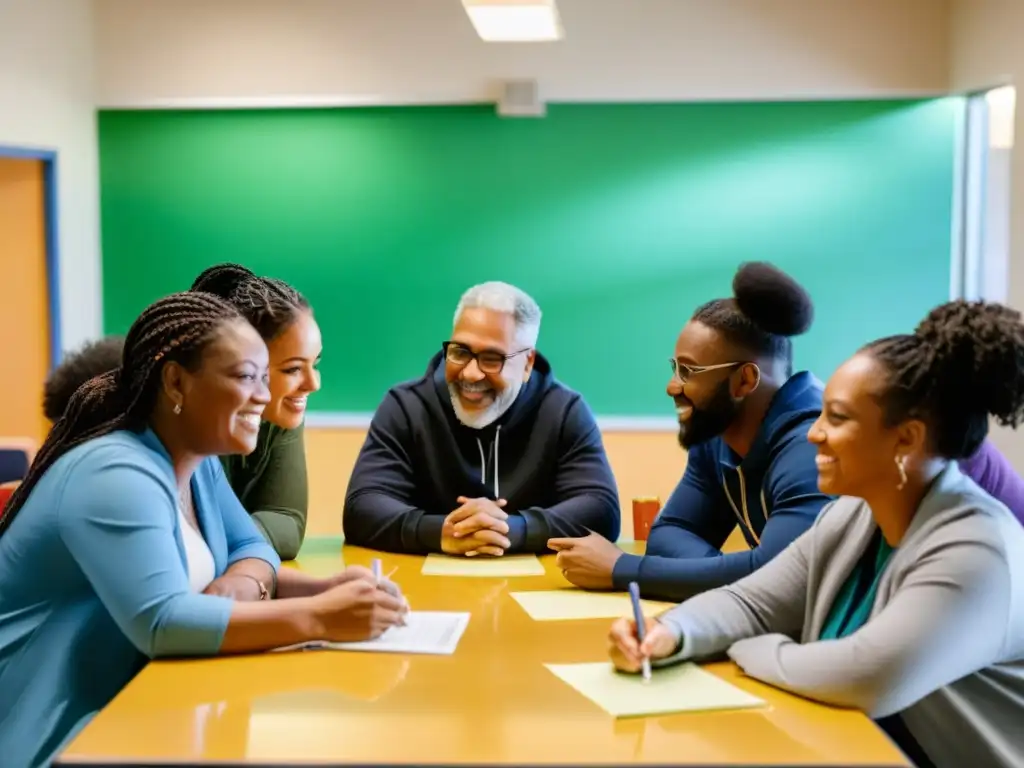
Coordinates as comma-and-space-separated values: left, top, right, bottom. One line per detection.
371, 558, 382, 585
628, 581, 652, 682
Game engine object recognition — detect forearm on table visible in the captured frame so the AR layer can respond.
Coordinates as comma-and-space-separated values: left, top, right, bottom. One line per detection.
344, 492, 439, 553
225, 557, 279, 596
219, 597, 323, 653
276, 567, 330, 599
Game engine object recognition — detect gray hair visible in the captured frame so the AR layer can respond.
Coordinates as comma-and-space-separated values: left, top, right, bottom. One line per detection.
454, 281, 542, 348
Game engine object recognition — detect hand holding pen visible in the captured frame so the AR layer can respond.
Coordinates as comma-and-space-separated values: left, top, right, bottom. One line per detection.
610, 583, 678, 675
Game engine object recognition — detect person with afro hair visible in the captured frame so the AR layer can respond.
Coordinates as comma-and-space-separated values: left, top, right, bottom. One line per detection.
609, 298, 1024, 768
42, 336, 125, 423
551, 261, 829, 600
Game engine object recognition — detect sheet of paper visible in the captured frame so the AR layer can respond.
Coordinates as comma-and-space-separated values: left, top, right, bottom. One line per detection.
510, 590, 675, 621
274, 612, 470, 656
421, 553, 545, 577
545, 661, 765, 718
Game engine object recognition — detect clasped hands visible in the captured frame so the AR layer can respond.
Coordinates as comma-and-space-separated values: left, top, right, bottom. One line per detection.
441, 496, 511, 557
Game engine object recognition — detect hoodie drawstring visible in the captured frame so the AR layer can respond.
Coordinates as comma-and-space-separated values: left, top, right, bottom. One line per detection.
494, 426, 501, 498
475, 425, 502, 499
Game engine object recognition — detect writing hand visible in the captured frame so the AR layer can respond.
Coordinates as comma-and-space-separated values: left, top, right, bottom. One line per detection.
608, 616, 679, 673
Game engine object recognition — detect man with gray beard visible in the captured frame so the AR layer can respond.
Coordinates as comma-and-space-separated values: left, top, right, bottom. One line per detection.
343, 281, 620, 556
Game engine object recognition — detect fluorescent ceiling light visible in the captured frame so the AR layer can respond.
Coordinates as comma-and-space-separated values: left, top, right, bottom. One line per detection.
462, 0, 563, 42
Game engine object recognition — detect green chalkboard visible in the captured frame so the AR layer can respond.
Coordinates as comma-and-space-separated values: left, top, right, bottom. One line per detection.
98, 100, 959, 416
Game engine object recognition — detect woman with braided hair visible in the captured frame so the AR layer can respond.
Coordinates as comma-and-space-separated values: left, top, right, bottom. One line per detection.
0, 293, 405, 768
609, 299, 1024, 768
190, 263, 322, 559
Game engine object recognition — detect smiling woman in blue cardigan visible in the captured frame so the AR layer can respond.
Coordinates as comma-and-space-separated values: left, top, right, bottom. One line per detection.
0, 292, 406, 768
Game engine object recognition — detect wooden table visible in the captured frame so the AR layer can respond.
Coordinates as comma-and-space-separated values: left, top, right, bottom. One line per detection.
60, 540, 907, 766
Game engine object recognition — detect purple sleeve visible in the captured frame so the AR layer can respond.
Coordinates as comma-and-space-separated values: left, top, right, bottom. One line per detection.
958, 440, 1024, 525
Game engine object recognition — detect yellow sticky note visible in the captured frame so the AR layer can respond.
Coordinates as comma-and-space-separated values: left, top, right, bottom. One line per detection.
510, 590, 675, 621
545, 661, 765, 718
421, 553, 546, 577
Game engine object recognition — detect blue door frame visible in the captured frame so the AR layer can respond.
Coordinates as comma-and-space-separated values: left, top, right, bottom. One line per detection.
0, 145, 62, 370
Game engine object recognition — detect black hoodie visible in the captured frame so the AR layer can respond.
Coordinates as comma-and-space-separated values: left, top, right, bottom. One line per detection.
342, 351, 620, 553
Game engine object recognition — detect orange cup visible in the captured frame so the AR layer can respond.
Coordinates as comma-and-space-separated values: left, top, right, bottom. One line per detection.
631, 497, 661, 541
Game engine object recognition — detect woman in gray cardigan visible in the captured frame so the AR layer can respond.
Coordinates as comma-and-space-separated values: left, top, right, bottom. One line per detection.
609, 299, 1024, 768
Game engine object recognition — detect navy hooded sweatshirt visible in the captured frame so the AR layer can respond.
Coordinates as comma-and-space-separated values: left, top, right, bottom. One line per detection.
342, 351, 620, 553
613, 371, 832, 601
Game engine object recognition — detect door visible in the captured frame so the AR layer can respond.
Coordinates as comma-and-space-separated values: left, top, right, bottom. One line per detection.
0, 157, 51, 442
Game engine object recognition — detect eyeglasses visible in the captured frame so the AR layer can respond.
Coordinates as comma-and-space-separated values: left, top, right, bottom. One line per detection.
444, 341, 531, 374
669, 358, 743, 384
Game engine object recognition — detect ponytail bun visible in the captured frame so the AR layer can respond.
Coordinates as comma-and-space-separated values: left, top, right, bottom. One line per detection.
915, 300, 1024, 428
732, 261, 814, 337
190, 263, 257, 300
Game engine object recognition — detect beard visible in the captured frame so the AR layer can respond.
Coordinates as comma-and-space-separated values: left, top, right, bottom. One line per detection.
677, 380, 741, 449
449, 378, 523, 429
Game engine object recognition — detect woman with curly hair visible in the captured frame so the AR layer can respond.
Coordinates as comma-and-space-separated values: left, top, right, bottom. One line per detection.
610, 299, 1024, 768
188, 264, 321, 560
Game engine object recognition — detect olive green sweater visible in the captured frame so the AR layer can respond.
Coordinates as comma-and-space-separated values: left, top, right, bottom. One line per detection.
220, 421, 308, 560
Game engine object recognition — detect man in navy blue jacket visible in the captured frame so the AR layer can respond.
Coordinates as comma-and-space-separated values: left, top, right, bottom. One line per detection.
550, 262, 832, 601
343, 281, 620, 555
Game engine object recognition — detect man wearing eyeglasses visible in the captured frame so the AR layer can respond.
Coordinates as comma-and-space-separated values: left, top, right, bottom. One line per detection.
550, 262, 832, 601
342, 281, 620, 555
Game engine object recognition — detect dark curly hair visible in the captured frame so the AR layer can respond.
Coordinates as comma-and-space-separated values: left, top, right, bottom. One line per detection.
43, 336, 126, 422
691, 261, 814, 373
863, 299, 1024, 459
190, 263, 309, 341
1, 292, 243, 534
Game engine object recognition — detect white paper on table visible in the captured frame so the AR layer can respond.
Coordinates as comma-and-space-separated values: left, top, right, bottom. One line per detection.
273, 611, 470, 656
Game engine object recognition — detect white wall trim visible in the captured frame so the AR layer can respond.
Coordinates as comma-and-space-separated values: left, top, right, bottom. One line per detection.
95, 94, 485, 110
304, 412, 678, 432
94, 91, 952, 111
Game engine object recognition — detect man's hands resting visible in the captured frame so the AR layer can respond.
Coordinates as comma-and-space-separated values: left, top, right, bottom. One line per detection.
441, 497, 511, 557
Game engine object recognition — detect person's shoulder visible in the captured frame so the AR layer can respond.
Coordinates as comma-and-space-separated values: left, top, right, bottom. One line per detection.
60, 430, 166, 474
376, 367, 439, 415
764, 371, 824, 441
45, 431, 176, 512
763, 411, 820, 483
927, 469, 1022, 547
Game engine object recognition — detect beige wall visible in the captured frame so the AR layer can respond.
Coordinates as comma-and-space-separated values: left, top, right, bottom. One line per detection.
307, 427, 685, 540
0, 0, 102, 352
950, 0, 1024, 468
94, 0, 950, 108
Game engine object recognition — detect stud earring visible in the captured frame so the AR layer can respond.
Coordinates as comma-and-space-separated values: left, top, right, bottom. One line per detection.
895, 454, 907, 491
173, 403, 182, 415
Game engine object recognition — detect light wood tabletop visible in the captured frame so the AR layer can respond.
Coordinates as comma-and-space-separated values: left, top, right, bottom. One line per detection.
59, 539, 908, 766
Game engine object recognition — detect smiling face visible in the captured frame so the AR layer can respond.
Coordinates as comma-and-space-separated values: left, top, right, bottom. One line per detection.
445, 307, 535, 429
169, 318, 271, 455
666, 320, 757, 449
262, 310, 323, 430
808, 352, 925, 497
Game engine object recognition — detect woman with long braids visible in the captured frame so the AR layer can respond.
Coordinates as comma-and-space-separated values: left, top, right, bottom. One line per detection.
188, 263, 322, 559
36, 264, 323, 560
0, 293, 405, 768
608, 299, 1024, 768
